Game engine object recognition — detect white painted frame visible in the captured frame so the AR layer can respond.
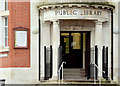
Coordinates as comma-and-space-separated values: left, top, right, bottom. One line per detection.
4, 17, 8, 48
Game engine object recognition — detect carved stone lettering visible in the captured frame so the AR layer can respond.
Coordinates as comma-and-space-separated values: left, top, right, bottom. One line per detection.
55, 9, 102, 16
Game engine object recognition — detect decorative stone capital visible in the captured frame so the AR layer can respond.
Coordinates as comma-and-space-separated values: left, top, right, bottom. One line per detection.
51, 20, 59, 25
95, 21, 103, 25
42, 21, 51, 27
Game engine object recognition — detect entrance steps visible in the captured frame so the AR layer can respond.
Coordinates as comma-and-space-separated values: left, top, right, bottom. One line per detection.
63, 68, 87, 80
36, 83, 118, 86
37, 69, 118, 86
39, 80, 118, 86
38, 80, 118, 86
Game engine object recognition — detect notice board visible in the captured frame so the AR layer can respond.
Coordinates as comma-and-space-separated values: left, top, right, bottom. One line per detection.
13, 27, 29, 49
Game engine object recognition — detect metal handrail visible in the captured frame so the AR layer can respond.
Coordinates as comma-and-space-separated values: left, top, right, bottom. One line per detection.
58, 61, 66, 85
91, 62, 105, 86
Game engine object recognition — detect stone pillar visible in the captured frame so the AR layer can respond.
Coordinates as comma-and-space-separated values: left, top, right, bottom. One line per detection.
51, 20, 60, 80
95, 21, 103, 79
40, 21, 51, 80
90, 30, 95, 63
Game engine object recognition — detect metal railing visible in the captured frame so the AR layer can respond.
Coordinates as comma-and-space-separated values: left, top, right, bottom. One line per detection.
91, 62, 105, 86
58, 61, 66, 85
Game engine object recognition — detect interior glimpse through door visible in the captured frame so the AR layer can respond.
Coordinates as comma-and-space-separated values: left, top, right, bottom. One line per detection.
60, 32, 90, 69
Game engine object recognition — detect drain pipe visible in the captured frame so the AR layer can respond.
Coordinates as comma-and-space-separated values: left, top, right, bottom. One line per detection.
111, 9, 113, 80
38, 9, 41, 81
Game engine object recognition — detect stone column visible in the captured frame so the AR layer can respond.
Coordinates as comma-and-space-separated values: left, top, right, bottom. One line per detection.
51, 20, 60, 80
95, 21, 103, 79
90, 30, 95, 64
40, 21, 51, 80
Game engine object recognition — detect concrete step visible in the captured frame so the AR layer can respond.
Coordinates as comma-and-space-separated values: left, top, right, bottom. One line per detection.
63, 74, 86, 77
63, 68, 86, 80
36, 84, 119, 86
63, 74, 86, 78
63, 72, 85, 74
63, 77, 87, 80
64, 71, 85, 73
38, 80, 118, 86
63, 75, 87, 78
63, 69, 85, 74
63, 72, 86, 75
63, 68, 85, 72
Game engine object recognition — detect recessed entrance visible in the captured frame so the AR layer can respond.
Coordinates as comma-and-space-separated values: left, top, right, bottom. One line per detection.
60, 31, 90, 69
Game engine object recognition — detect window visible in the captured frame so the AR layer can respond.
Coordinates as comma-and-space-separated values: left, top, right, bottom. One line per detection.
71, 33, 81, 49
0, 0, 9, 50
4, 17, 8, 47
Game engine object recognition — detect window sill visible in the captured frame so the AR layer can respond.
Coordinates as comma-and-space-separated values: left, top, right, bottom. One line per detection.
0, 47, 9, 52
0, 10, 9, 17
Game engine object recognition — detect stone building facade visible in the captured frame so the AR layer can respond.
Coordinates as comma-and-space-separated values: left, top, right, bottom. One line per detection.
0, 0, 120, 85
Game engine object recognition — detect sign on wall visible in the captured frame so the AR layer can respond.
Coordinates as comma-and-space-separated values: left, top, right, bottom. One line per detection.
42, 7, 109, 21
55, 9, 102, 16
15, 31, 27, 48
13, 27, 29, 49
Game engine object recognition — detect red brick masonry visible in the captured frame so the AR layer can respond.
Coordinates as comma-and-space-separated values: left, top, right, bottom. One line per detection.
0, 0, 30, 68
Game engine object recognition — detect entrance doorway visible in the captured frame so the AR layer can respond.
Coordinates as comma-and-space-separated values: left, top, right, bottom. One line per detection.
60, 31, 90, 69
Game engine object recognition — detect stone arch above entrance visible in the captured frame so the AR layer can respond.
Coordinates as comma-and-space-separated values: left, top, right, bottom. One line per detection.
39, 3, 114, 22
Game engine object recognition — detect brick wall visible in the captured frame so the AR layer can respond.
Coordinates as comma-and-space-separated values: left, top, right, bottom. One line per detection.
1, 1, 30, 68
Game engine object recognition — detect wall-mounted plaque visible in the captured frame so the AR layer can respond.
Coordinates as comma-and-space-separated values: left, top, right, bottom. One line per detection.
13, 27, 29, 49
